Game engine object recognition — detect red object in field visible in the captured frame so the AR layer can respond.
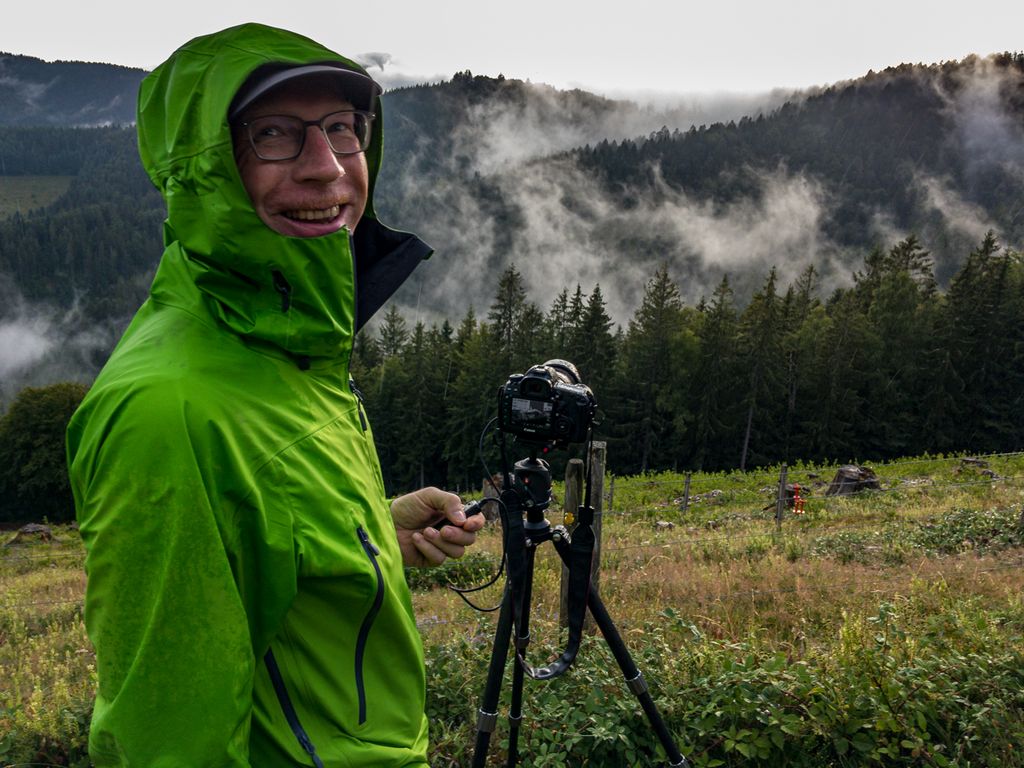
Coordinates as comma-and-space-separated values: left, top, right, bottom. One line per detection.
793, 483, 805, 515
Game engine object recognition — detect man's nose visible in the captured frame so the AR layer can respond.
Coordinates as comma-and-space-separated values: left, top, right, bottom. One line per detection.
293, 125, 345, 180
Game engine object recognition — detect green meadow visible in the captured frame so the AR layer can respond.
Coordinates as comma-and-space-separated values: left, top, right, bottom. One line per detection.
3, 453, 1024, 766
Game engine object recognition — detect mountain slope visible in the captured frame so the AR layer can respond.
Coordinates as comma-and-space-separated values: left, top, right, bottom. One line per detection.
0, 54, 144, 127
0, 53, 1022, 399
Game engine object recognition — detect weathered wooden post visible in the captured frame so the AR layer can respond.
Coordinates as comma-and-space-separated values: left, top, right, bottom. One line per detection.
590, 442, 605, 597
775, 463, 788, 531
559, 458, 584, 629
559, 442, 605, 631
679, 471, 692, 515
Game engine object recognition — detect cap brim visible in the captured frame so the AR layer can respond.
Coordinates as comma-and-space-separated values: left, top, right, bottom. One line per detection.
229, 63, 381, 120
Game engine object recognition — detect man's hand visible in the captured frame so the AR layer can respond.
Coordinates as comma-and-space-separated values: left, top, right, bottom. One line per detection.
391, 487, 485, 568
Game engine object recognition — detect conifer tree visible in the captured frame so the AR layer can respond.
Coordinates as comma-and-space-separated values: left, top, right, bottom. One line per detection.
379, 303, 410, 359
612, 264, 693, 473
943, 232, 1022, 449
736, 268, 786, 470
444, 311, 503, 491
690, 276, 740, 470
573, 284, 617, 400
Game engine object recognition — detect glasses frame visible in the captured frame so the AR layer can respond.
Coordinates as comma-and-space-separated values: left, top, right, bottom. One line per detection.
238, 109, 376, 161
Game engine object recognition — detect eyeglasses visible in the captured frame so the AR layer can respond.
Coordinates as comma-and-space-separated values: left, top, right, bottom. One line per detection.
238, 109, 375, 161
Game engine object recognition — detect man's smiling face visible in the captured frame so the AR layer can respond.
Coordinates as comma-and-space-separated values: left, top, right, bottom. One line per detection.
233, 80, 369, 238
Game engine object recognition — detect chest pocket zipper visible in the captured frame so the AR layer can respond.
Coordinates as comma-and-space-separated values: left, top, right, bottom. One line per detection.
356, 526, 385, 725
349, 378, 368, 432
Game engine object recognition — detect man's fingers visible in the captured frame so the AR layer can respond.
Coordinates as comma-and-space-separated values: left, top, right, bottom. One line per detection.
430, 500, 484, 531
414, 530, 465, 565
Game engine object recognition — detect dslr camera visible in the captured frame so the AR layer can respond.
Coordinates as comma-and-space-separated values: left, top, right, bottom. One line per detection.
497, 360, 596, 448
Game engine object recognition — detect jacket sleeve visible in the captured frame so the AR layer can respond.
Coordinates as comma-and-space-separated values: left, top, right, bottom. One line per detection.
67, 382, 296, 767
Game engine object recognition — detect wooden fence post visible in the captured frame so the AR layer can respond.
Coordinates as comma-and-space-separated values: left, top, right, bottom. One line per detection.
775, 463, 788, 531
589, 442, 606, 601
559, 459, 584, 629
559, 442, 605, 632
679, 471, 692, 515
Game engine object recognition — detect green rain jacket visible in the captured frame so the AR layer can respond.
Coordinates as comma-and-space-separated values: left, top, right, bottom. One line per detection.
67, 24, 433, 767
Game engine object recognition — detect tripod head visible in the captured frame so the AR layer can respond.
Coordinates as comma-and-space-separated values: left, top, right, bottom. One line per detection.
507, 455, 552, 526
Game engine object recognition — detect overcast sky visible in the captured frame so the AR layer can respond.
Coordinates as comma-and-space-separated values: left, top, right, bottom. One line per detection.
3, 0, 1022, 98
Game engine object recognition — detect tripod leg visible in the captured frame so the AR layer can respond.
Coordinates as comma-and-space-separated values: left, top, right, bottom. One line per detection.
505, 545, 538, 766
552, 539, 689, 768
471, 581, 515, 768
586, 588, 689, 766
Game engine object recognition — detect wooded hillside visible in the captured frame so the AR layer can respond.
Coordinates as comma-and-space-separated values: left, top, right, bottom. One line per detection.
1, 52, 1022, 481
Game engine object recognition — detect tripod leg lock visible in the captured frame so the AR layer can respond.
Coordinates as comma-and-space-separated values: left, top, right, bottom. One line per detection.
476, 708, 498, 733
626, 670, 649, 696
514, 630, 531, 651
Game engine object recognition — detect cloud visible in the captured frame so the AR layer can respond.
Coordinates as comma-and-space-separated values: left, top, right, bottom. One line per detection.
496, 159, 853, 320
356, 52, 393, 72
916, 172, 998, 242
382, 97, 856, 328
0, 73, 53, 112
0, 279, 121, 405
936, 55, 1024, 182
0, 313, 53, 380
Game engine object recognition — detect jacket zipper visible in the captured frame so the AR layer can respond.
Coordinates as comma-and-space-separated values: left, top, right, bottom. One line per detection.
272, 270, 292, 312
355, 526, 385, 725
350, 378, 368, 431
264, 648, 325, 768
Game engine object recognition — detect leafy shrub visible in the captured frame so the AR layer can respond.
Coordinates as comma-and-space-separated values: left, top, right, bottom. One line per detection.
406, 550, 500, 591
425, 603, 1024, 767
912, 505, 1024, 554
0, 381, 88, 523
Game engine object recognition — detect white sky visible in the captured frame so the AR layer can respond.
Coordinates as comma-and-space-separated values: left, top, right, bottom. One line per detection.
2, 0, 1022, 97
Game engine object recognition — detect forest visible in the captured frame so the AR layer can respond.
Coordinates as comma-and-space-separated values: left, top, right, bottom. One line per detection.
352, 229, 1023, 493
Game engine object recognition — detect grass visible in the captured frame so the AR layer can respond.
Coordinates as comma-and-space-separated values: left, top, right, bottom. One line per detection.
0, 176, 73, 220
3, 451, 1024, 765
0, 531, 91, 766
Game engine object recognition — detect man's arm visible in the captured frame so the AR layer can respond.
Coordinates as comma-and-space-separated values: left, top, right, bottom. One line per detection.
68, 391, 291, 767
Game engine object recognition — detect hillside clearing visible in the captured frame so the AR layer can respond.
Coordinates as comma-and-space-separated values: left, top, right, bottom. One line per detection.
0, 176, 73, 220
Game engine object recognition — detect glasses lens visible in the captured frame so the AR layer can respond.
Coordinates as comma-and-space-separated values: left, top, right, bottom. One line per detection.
322, 111, 372, 155
247, 115, 304, 160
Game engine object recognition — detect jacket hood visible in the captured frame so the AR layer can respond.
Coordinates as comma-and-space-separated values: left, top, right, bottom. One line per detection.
137, 23, 429, 364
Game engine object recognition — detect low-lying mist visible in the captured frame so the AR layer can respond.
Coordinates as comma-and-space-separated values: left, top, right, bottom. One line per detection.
378, 56, 1023, 329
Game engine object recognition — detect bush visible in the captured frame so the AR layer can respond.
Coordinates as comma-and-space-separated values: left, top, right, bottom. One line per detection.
425, 603, 1024, 767
405, 550, 500, 591
0, 381, 88, 523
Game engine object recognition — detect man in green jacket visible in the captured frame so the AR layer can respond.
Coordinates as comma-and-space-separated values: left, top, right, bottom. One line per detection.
67, 23, 483, 767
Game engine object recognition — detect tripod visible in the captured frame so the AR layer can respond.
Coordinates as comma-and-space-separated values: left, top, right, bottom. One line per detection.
470, 453, 689, 767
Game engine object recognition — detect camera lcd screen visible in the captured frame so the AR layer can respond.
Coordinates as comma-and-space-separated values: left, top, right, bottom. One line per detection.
511, 397, 552, 425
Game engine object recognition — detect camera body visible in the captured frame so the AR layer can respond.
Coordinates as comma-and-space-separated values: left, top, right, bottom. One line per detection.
498, 360, 596, 448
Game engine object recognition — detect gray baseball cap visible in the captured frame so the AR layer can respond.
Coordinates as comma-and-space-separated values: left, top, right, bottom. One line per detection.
229, 63, 381, 120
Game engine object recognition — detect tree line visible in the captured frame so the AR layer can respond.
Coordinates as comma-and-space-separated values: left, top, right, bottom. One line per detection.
351, 231, 1023, 494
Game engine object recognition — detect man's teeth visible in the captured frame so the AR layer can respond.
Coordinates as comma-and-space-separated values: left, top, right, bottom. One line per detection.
285, 205, 340, 221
